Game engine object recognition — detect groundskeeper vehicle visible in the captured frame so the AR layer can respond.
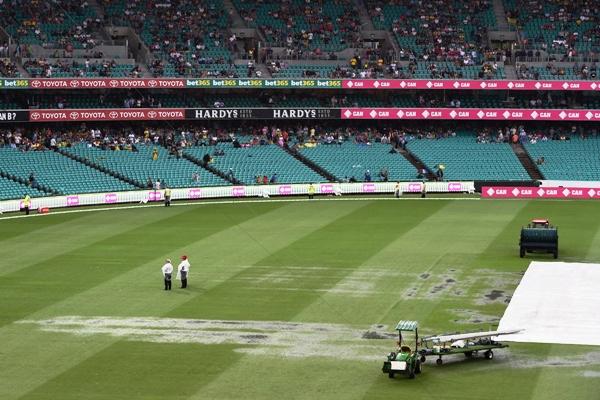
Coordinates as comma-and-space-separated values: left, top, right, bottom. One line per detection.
519, 219, 558, 258
382, 320, 422, 379
418, 329, 521, 365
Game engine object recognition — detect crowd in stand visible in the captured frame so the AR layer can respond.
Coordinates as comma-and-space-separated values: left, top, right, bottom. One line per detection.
0, 58, 19, 77
516, 62, 598, 80
22, 58, 141, 78
0, 0, 102, 49
367, 0, 497, 64
507, 0, 598, 59
236, 0, 361, 52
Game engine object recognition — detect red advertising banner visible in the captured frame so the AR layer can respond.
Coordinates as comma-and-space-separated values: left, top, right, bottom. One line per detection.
28, 108, 185, 122
340, 108, 600, 121
482, 186, 600, 199
18, 107, 600, 122
28, 78, 186, 89
342, 79, 600, 91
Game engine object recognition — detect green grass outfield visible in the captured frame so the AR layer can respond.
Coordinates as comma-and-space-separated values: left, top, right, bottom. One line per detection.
1, 198, 599, 400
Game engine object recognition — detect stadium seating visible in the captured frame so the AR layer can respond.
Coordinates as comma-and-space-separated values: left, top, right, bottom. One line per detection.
24, 61, 136, 78
524, 137, 600, 181
0, 59, 20, 77
510, 0, 598, 56
0, 147, 136, 194
184, 143, 323, 184
63, 143, 228, 188
270, 64, 342, 78
407, 134, 529, 180
0, 176, 46, 201
103, 0, 235, 77
366, 0, 496, 61
2, 1, 99, 49
233, 0, 360, 52
300, 141, 415, 181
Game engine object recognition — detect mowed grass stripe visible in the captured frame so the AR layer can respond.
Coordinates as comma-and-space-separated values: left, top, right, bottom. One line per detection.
0, 204, 280, 328
181, 201, 447, 400
0, 207, 191, 276
8, 201, 367, 400
192, 201, 527, 400
0, 212, 86, 241
168, 201, 446, 322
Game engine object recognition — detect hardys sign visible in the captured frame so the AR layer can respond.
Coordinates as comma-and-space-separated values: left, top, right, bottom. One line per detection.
185, 108, 339, 120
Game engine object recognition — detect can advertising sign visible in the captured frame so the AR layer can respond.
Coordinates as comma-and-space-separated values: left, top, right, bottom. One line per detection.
482, 186, 600, 199
66, 196, 80, 206
341, 79, 600, 91
407, 183, 423, 192
104, 193, 118, 203
340, 108, 600, 121
278, 185, 293, 195
188, 189, 202, 199
231, 186, 245, 197
362, 183, 376, 193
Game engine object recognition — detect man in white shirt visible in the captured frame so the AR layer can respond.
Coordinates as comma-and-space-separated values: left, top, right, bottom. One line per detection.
161, 259, 173, 290
177, 255, 190, 288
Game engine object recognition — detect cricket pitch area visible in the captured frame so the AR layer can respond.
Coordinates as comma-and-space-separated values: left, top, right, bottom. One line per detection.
1, 198, 599, 399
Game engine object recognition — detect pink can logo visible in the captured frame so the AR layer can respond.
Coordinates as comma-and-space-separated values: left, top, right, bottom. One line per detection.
232, 187, 245, 197
278, 185, 292, 195
362, 183, 376, 193
104, 193, 117, 203
447, 183, 462, 192
66, 196, 79, 206
188, 188, 202, 199
408, 183, 422, 192
320, 184, 334, 194
149, 191, 162, 201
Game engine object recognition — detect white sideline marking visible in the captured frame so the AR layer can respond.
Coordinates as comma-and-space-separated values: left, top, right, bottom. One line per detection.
0, 196, 480, 221
18, 316, 394, 361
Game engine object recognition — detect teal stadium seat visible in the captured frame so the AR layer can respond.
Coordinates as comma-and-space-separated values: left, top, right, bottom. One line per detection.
300, 141, 415, 181
0, 147, 136, 195
63, 143, 228, 188
524, 137, 600, 181
407, 133, 529, 181
184, 143, 324, 184
0, 176, 46, 201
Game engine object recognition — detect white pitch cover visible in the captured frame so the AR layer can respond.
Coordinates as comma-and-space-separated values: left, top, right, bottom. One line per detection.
498, 261, 600, 346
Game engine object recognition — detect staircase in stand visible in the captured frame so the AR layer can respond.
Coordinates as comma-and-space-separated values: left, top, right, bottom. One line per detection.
282, 145, 336, 182
182, 153, 242, 185
511, 143, 544, 180
397, 148, 437, 181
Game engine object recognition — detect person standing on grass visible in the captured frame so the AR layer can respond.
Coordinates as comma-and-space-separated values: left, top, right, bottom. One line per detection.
308, 183, 316, 200
395, 182, 402, 198
177, 255, 190, 288
161, 259, 173, 290
164, 186, 172, 207
22, 194, 31, 215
